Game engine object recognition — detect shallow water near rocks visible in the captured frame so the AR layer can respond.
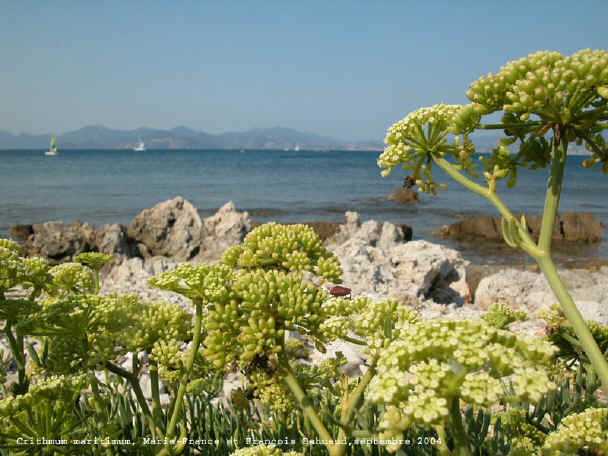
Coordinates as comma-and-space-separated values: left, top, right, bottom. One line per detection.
1, 149, 606, 265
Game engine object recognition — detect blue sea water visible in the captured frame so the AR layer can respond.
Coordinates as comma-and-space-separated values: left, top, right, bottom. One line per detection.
1, 149, 606, 265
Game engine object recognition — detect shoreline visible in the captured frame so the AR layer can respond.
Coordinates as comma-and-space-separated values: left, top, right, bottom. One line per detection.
7, 214, 607, 271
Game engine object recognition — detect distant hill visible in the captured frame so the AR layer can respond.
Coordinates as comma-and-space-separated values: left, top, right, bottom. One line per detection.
0, 125, 382, 150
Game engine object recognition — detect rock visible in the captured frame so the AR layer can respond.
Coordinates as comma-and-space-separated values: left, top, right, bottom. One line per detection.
100, 256, 191, 310
555, 212, 603, 242
300, 222, 341, 241
473, 268, 539, 311
325, 212, 412, 249
9, 224, 33, 242
474, 267, 608, 325
24, 220, 95, 263
326, 212, 469, 305
95, 224, 139, 258
198, 202, 251, 260
434, 212, 602, 243
128, 197, 203, 261
391, 187, 419, 204
391, 241, 470, 304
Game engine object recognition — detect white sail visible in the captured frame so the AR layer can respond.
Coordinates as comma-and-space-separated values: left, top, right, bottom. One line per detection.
44, 136, 58, 156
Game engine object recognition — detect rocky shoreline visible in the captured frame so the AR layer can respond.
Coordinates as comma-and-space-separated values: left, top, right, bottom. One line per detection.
4, 196, 608, 405
7, 197, 607, 321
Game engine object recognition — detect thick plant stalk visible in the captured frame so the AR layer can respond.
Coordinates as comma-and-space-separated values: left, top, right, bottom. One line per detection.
281, 362, 344, 456
341, 356, 377, 426
105, 360, 152, 418
165, 297, 204, 442
448, 397, 470, 456
434, 132, 608, 393
149, 361, 164, 427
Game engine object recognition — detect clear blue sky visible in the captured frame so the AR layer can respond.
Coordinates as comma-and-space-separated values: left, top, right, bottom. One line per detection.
1, 1, 607, 141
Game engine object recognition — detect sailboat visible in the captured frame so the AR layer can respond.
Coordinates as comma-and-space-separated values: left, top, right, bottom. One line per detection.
133, 139, 146, 151
44, 136, 58, 156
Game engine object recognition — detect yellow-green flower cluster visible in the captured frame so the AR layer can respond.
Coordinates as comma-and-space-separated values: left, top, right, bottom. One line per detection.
351, 298, 418, 350
203, 269, 331, 369
230, 445, 302, 456
50, 262, 94, 294
467, 49, 608, 120
366, 320, 557, 443
40, 293, 142, 373
0, 239, 25, 292
0, 373, 88, 416
149, 263, 235, 302
221, 223, 342, 283
254, 378, 295, 416
74, 252, 113, 270
494, 408, 544, 450
481, 302, 528, 329
132, 300, 191, 352
508, 437, 540, 456
319, 297, 418, 352
379, 104, 462, 178
542, 407, 608, 455
21, 257, 52, 289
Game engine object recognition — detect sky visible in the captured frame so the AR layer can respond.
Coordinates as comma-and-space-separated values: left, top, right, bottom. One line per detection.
1, 1, 607, 142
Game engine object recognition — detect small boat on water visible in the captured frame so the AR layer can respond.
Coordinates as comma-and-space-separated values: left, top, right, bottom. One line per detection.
44, 136, 58, 156
133, 139, 146, 151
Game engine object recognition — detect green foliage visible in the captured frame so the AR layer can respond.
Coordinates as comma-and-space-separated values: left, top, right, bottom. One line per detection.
74, 252, 113, 270
380, 49, 608, 194
540, 303, 608, 369
366, 319, 557, 452
542, 407, 608, 454
481, 302, 528, 330
221, 223, 342, 283
0, 374, 90, 453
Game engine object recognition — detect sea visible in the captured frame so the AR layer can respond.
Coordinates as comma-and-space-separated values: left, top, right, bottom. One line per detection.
1, 149, 606, 266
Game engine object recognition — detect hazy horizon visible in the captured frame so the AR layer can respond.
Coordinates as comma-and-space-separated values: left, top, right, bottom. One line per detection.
2, 1, 607, 141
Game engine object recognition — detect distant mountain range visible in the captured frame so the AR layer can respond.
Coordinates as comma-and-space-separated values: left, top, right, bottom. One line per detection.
0, 125, 384, 150
0, 125, 594, 154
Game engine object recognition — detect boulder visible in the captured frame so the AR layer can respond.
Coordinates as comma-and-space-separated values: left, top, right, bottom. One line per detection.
474, 266, 608, 325
24, 220, 95, 263
198, 201, 251, 260
100, 256, 192, 310
391, 241, 470, 304
9, 224, 33, 242
325, 211, 412, 248
95, 224, 139, 258
434, 212, 602, 243
128, 197, 203, 261
326, 212, 470, 305
392, 187, 419, 204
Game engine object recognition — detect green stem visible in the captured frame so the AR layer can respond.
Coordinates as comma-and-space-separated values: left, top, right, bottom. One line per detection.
477, 122, 541, 130
434, 156, 540, 255
447, 397, 470, 456
341, 335, 367, 346
437, 129, 608, 393
165, 298, 204, 441
94, 269, 100, 294
5, 326, 28, 394
433, 424, 450, 455
104, 361, 152, 418
149, 361, 164, 427
281, 361, 343, 456
341, 356, 377, 426
538, 129, 566, 253
537, 255, 608, 392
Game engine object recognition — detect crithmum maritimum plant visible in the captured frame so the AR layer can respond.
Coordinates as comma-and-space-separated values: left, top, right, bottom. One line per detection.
379, 48, 608, 392
149, 224, 561, 456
